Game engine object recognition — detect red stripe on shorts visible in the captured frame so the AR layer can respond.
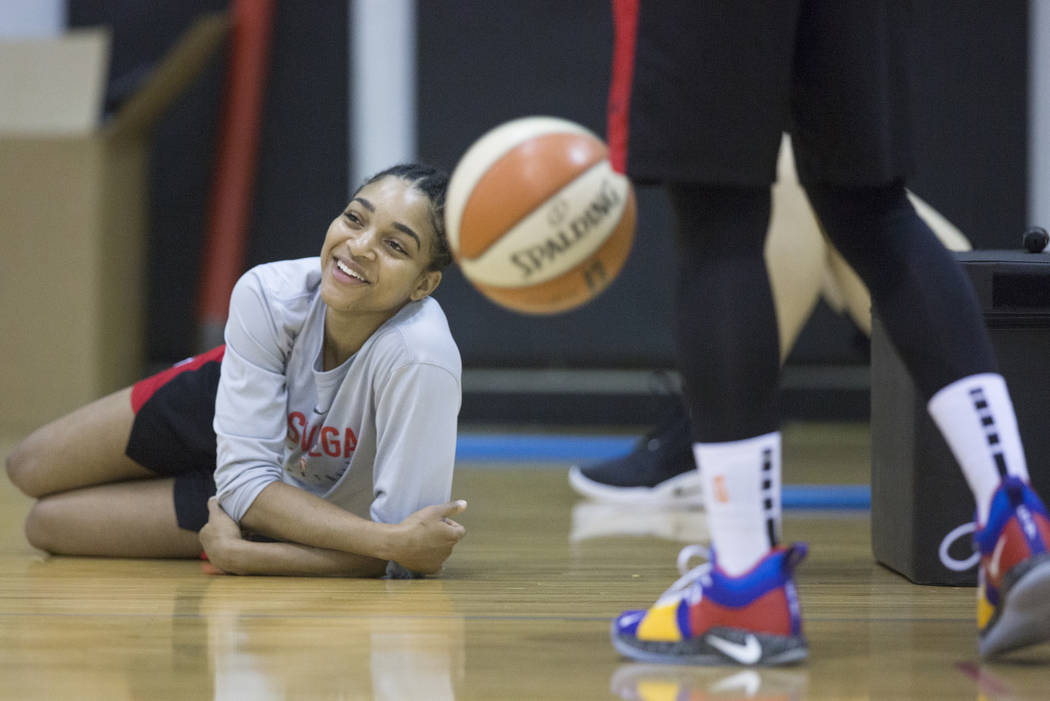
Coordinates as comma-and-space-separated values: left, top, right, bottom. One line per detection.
130, 345, 226, 413
607, 0, 640, 175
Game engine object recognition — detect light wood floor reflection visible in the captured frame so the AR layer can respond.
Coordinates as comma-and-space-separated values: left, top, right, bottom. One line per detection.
3, 424, 1050, 700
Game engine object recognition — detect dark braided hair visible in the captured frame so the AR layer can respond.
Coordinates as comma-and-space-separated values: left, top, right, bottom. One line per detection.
357, 163, 453, 272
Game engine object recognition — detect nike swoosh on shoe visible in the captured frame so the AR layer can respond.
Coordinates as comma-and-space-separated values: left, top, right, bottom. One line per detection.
705, 633, 762, 664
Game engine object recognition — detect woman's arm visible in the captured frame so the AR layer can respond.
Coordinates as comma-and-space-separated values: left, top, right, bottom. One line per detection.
212, 269, 300, 522
228, 543, 387, 577
369, 363, 460, 526
239, 482, 397, 558
207, 491, 467, 575
200, 497, 385, 576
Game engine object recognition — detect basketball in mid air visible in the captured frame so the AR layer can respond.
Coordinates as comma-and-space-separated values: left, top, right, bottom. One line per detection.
445, 116, 636, 315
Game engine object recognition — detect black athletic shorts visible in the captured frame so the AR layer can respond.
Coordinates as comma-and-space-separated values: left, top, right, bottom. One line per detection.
125, 346, 225, 532
608, 0, 914, 186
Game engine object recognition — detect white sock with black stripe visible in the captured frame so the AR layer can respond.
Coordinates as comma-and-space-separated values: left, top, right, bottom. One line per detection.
694, 431, 781, 576
928, 373, 1029, 526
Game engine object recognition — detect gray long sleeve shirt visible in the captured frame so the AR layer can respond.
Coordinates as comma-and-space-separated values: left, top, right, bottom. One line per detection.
213, 258, 461, 525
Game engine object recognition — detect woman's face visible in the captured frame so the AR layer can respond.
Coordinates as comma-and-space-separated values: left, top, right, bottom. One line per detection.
319, 176, 441, 316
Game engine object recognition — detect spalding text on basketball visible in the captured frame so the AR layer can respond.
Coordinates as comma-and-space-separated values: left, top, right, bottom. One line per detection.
509, 179, 622, 277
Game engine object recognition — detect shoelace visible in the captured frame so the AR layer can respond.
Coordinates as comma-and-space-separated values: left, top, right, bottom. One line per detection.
938, 521, 980, 572
653, 543, 713, 607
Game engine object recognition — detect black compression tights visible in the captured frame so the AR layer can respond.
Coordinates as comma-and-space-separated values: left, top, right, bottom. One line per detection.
670, 180, 996, 443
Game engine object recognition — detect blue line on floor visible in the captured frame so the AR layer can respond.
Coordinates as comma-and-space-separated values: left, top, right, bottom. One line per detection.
456, 433, 871, 509
781, 485, 870, 509
457, 434, 635, 462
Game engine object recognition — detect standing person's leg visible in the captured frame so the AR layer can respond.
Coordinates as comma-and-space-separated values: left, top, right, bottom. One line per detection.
804, 180, 1018, 513
610, 183, 808, 666
606, 0, 808, 666
669, 183, 783, 571
806, 181, 1050, 657
568, 141, 829, 505
791, 0, 1050, 658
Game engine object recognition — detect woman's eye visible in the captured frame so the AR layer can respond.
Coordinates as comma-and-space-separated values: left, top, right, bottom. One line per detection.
343, 211, 361, 225
388, 240, 406, 254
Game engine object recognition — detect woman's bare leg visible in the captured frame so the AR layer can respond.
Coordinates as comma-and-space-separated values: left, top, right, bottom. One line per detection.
6, 387, 153, 498
25, 477, 202, 557
7, 387, 204, 558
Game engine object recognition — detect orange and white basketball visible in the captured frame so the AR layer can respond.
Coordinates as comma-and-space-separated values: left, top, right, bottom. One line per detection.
445, 116, 636, 315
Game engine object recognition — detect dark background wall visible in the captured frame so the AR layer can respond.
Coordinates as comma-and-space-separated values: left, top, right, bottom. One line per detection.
70, 0, 349, 363
69, 0, 1029, 419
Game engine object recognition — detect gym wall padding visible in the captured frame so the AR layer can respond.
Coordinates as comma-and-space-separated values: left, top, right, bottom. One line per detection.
69, 1, 1028, 394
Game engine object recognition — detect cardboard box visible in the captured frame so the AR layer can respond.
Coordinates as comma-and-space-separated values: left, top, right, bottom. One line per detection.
0, 14, 226, 435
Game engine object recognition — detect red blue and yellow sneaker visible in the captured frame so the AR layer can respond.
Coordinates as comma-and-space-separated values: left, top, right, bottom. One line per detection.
975, 476, 1050, 658
611, 544, 808, 666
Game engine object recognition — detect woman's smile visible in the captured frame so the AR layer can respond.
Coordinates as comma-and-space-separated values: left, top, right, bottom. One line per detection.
333, 257, 370, 285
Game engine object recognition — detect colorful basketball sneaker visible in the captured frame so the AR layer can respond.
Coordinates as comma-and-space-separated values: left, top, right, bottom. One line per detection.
975, 476, 1050, 658
612, 544, 808, 666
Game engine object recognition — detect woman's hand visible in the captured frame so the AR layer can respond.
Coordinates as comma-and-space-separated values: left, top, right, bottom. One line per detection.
199, 497, 245, 574
389, 500, 467, 575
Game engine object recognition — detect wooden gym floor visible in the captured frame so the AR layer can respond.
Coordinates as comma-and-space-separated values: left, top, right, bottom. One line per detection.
2, 423, 1050, 700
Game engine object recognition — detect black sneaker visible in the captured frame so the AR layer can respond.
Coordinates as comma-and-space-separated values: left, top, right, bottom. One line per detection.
568, 397, 699, 504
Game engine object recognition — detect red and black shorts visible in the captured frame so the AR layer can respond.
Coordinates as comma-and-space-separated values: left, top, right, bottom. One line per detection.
125, 346, 225, 532
608, 0, 914, 187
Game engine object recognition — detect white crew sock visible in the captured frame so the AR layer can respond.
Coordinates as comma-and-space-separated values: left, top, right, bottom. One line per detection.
927, 373, 1029, 525
694, 431, 781, 576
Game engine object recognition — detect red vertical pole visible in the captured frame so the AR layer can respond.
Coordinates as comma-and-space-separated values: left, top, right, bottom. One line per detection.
196, 0, 275, 349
